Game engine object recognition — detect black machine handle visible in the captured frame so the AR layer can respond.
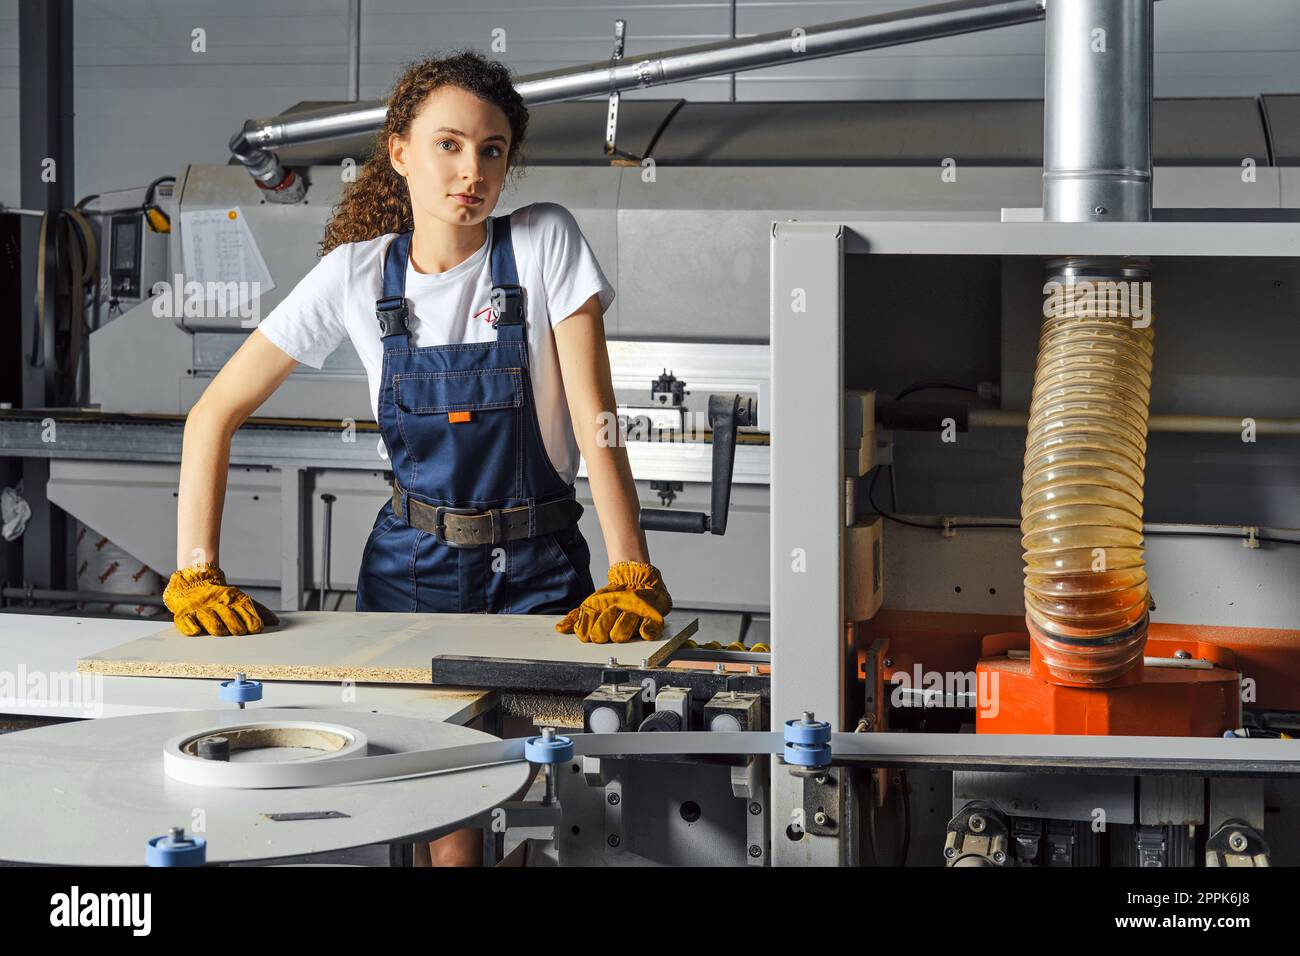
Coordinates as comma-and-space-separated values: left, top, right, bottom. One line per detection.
639, 393, 755, 536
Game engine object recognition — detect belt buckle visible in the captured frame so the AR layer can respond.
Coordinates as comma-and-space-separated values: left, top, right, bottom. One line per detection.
433, 505, 482, 549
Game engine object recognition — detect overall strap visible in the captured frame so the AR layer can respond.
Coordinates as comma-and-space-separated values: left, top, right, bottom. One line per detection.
488, 214, 526, 342
375, 232, 412, 338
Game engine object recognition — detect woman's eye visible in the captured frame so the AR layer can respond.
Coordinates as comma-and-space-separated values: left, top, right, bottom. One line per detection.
484, 145, 502, 158
436, 139, 457, 151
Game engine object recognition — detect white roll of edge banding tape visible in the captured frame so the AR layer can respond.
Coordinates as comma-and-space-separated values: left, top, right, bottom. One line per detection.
163, 720, 370, 787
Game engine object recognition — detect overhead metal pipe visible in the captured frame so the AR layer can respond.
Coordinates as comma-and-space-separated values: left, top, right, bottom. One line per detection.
229, 0, 1048, 198
1043, 0, 1154, 222
516, 0, 1047, 103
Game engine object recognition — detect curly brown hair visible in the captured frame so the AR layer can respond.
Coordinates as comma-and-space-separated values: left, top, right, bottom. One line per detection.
319, 50, 528, 256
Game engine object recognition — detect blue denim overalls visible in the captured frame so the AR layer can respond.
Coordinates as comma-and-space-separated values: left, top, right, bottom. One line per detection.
355, 216, 597, 614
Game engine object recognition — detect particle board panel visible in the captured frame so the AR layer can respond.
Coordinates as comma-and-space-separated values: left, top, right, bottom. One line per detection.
76, 611, 697, 684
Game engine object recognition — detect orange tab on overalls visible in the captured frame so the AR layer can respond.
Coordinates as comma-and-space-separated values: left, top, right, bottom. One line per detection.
448, 410, 472, 423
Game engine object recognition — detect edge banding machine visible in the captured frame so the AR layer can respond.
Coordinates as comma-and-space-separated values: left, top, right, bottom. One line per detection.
3, 0, 1300, 867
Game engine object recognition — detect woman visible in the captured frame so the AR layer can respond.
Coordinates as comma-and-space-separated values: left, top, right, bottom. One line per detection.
162, 52, 674, 859
165, 47, 671, 634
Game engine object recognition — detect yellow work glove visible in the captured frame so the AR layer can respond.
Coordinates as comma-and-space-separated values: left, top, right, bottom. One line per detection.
162, 563, 280, 636
556, 560, 673, 644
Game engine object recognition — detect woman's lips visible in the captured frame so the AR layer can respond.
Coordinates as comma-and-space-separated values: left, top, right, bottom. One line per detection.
451, 194, 482, 205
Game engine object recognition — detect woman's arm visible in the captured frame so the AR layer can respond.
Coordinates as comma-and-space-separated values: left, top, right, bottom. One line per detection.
552, 294, 649, 566
176, 328, 299, 569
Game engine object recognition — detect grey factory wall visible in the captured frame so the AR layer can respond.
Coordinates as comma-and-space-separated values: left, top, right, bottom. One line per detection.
2, 0, 1300, 207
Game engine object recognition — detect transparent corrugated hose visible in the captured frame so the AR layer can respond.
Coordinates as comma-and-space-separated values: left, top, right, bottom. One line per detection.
1021, 275, 1154, 685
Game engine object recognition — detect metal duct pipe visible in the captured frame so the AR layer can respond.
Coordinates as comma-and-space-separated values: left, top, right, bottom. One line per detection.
229, 0, 1048, 197
229, 103, 387, 198
346, 0, 361, 102
1043, 0, 1154, 222
517, 0, 1047, 103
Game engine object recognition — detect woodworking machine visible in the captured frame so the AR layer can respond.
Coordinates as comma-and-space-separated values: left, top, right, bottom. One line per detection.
3, 0, 1300, 868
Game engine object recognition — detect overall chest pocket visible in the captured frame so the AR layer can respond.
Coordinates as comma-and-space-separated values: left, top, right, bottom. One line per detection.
392, 367, 525, 502
395, 367, 524, 414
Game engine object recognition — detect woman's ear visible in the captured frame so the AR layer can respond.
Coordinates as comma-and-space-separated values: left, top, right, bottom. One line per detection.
387, 132, 408, 178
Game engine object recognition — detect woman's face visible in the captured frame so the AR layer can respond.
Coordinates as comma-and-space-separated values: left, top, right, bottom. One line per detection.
388, 85, 512, 227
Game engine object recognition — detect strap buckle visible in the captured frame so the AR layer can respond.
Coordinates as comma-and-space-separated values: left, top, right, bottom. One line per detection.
433, 505, 485, 549
375, 295, 410, 337
489, 284, 526, 327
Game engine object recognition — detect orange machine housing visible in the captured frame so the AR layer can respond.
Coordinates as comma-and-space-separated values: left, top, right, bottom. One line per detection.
974, 632, 1240, 736
853, 611, 1275, 738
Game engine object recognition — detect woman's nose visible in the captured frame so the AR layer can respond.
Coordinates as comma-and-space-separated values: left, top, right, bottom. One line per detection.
461, 156, 484, 183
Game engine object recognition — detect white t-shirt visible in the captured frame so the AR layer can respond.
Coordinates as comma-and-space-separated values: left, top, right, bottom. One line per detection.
256, 202, 615, 484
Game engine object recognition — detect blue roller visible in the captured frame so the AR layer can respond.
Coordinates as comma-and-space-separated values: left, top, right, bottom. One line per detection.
524, 733, 574, 764
784, 715, 832, 767
146, 831, 207, 867
784, 742, 832, 767
784, 716, 831, 746
219, 674, 263, 704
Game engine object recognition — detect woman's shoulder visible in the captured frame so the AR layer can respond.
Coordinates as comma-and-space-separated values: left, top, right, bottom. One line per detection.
321, 233, 392, 265
510, 201, 581, 234
323, 234, 403, 289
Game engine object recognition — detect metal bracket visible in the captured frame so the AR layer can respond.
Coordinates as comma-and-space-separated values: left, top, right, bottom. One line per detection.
859, 637, 889, 733
581, 755, 607, 789
603, 765, 625, 857
736, 758, 768, 866
260, 810, 349, 822
604, 20, 640, 165
730, 755, 761, 800
801, 767, 841, 836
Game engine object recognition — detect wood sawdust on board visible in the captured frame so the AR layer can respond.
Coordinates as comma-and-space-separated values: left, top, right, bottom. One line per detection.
502, 692, 584, 728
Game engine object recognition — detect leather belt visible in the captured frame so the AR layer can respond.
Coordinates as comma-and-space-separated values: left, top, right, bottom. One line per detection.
391, 479, 582, 549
